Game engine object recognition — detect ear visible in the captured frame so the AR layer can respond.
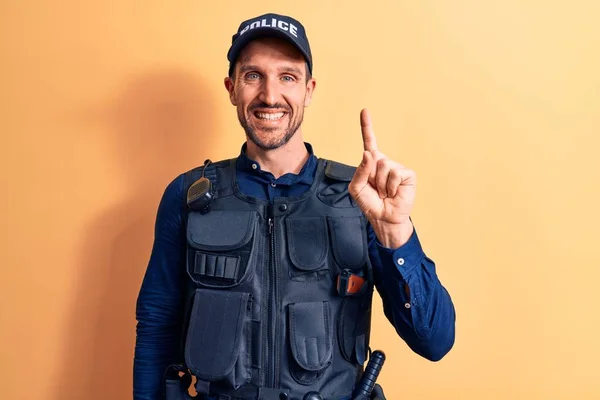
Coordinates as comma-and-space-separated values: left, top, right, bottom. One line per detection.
224, 76, 236, 106
303, 78, 316, 107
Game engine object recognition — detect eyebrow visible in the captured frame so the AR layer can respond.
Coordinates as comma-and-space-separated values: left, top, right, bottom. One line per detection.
279, 66, 303, 75
238, 64, 303, 76
238, 64, 260, 74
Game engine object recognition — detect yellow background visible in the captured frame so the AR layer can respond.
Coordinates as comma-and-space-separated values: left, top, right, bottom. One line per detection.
1, 1, 599, 399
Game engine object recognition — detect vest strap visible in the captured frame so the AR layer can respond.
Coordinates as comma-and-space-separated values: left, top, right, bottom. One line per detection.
324, 160, 356, 182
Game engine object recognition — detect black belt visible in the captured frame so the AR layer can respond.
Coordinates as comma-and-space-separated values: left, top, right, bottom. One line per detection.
208, 386, 352, 400
164, 365, 354, 400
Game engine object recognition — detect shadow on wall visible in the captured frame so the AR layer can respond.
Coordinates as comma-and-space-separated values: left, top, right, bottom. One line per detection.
53, 70, 223, 400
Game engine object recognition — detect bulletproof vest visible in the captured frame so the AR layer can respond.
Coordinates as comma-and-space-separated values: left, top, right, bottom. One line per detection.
179, 158, 374, 400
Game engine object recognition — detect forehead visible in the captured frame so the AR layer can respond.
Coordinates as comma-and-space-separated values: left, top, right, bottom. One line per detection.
237, 37, 306, 67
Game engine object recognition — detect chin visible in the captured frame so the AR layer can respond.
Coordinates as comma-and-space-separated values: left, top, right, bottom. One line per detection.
249, 131, 293, 151
251, 138, 286, 151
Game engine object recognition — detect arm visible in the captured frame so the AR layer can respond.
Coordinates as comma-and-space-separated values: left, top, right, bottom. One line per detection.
348, 109, 455, 360
367, 223, 456, 361
134, 175, 186, 400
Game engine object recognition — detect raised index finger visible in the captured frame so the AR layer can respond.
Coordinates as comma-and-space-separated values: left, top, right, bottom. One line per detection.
360, 108, 378, 151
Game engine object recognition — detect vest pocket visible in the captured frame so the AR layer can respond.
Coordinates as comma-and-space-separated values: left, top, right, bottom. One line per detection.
327, 216, 367, 272
285, 217, 329, 281
338, 296, 371, 365
184, 288, 252, 389
287, 301, 333, 385
187, 210, 258, 288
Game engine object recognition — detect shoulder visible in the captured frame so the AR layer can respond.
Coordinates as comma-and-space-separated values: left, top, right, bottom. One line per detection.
156, 158, 232, 218
316, 159, 359, 208
160, 158, 230, 204
158, 173, 186, 209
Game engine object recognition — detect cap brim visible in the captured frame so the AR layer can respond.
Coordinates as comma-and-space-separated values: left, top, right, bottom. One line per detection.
227, 27, 311, 72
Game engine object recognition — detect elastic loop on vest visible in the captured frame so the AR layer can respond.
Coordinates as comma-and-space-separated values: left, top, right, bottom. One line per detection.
195, 379, 210, 396
163, 364, 193, 400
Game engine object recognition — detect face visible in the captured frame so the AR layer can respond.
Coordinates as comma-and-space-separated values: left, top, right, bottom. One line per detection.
224, 37, 316, 151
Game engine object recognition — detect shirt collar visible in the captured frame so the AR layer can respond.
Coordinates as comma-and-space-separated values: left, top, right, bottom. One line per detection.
237, 142, 318, 185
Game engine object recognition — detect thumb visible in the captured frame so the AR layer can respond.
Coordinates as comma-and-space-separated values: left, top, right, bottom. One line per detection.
351, 151, 374, 189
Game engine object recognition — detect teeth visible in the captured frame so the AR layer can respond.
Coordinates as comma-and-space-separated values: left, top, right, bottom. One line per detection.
256, 112, 284, 120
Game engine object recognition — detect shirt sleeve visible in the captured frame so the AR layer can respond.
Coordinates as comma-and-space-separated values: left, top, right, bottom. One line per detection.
367, 223, 456, 361
134, 175, 187, 400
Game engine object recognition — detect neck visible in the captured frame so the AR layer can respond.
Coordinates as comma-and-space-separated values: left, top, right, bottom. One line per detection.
245, 132, 309, 178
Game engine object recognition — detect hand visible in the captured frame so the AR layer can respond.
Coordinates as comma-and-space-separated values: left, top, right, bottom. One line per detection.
348, 109, 416, 248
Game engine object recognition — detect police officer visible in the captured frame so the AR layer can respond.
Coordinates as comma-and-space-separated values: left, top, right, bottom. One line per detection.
134, 13, 456, 400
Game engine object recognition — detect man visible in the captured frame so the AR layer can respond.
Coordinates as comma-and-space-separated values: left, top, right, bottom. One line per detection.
134, 13, 455, 400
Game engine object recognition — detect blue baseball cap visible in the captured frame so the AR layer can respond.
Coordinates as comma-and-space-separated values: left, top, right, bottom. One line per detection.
227, 13, 313, 75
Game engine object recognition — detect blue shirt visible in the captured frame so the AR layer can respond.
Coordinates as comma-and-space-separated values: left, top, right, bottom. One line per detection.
134, 143, 456, 400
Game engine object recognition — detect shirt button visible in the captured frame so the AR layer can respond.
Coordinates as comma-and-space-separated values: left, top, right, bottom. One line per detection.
279, 204, 288, 212
404, 302, 411, 309
397, 258, 405, 266
251, 163, 258, 170
271, 182, 277, 187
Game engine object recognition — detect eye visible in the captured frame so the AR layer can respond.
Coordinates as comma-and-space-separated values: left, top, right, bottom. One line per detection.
245, 73, 260, 80
281, 75, 296, 82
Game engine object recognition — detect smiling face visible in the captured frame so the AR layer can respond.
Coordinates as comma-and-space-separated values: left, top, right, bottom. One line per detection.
224, 37, 316, 151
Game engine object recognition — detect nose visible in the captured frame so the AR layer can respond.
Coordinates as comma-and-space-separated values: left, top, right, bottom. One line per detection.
258, 76, 279, 106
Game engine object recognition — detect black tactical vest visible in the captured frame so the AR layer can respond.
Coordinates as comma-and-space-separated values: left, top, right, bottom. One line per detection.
177, 158, 374, 400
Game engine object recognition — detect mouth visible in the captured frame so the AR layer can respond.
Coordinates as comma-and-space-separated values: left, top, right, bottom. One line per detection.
252, 110, 287, 123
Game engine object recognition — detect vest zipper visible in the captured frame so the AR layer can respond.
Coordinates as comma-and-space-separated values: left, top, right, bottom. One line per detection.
267, 217, 278, 387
